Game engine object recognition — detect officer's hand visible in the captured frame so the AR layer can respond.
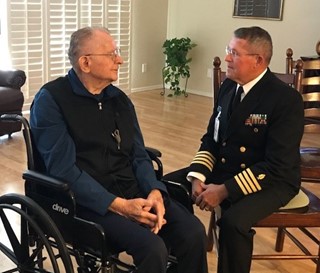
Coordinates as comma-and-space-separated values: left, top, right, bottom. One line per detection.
195, 183, 228, 211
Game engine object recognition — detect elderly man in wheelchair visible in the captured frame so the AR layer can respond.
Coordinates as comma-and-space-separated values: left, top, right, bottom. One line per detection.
0, 26, 207, 273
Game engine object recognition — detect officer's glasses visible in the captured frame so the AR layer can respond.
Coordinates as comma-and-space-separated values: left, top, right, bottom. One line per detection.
225, 46, 259, 58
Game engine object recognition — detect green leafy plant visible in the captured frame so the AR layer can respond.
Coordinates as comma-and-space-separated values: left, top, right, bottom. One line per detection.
162, 37, 197, 96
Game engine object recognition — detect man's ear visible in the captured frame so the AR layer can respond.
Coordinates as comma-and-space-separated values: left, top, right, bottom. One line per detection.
256, 55, 264, 66
78, 56, 91, 73
253, 55, 264, 69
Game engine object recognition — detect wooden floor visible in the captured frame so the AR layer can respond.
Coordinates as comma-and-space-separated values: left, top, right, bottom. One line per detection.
0, 89, 319, 272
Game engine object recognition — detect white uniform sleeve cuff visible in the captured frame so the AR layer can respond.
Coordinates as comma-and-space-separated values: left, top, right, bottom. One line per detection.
187, 172, 206, 183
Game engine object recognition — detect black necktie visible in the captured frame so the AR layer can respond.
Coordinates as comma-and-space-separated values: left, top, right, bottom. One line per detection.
231, 86, 244, 112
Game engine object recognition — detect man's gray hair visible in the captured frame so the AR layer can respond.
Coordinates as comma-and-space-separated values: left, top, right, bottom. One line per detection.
68, 26, 110, 67
234, 26, 273, 64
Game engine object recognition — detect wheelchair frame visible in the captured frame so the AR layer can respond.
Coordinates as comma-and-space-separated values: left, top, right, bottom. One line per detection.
0, 114, 190, 273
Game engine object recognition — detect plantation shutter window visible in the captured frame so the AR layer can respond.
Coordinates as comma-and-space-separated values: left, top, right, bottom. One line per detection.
6, 0, 131, 109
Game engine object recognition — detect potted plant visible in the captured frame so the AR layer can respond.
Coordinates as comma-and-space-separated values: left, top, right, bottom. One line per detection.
162, 37, 197, 97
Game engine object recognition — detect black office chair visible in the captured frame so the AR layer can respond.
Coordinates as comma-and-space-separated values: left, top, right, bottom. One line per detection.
0, 114, 189, 273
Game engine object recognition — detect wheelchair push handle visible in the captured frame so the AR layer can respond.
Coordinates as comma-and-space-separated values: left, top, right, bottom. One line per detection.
0, 113, 30, 130
1, 114, 35, 170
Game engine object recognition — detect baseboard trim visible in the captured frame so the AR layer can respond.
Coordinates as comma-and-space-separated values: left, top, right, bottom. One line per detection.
131, 85, 162, 93
131, 86, 212, 98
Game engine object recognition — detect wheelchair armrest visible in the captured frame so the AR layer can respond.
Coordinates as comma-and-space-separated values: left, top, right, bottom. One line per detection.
23, 169, 76, 221
145, 146, 162, 158
23, 170, 69, 191
22, 171, 113, 258
162, 179, 194, 213
162, 179, 190, 196
145, 146, 163, 180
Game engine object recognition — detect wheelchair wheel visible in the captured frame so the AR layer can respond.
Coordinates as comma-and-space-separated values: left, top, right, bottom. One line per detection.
0, 193, 74, 273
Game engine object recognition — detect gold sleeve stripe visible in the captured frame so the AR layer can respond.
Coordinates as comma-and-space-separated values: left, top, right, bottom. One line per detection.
191, 151, 216, 171
242, 170, 259, 192
246, 168, 262, 190
193, 155, 214, 166
238, 173, 253, 194
195, 151, 216, 163
234, 175, 248, 195
191, 159, 214, 170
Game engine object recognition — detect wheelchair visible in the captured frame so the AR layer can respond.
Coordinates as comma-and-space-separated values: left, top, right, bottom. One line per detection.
0, 114, 192, 273
0, 193, 74, 273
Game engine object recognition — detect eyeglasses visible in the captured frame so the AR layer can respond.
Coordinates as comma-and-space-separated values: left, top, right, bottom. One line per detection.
84, 48, 121, 61
225, 46, 259, 58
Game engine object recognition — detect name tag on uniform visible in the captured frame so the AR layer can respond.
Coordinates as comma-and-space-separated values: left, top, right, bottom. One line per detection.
214, 106, 222, 142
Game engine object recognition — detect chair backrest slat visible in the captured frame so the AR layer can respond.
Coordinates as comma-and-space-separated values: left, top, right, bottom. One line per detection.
304, 108, 320, 118
304, 124, 320, 134
302, 60, 320, 70
302, 76, 320, 86
302, 92, 320, 102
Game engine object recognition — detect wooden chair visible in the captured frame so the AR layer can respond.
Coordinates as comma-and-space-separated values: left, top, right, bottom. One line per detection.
208, 56, 320, 273
300, 87, 320, 184
286, 48, 297, 74
300, 59, 320, 94
299, 58, 320, 184
300, 91, 320, 181
286, 50, 320, 124
212, 56, 226, 103
286, 47, 320, 94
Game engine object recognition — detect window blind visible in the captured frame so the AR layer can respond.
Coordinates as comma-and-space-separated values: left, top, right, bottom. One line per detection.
6, 0, 131, 109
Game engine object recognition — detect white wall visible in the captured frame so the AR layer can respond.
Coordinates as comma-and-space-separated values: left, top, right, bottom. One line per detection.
131, 0, 320, 97
131, 0, 168, 92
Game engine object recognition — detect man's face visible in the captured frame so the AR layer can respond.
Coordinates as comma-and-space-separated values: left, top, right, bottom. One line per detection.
225, 37, 260, 85
80, 30, 123, 85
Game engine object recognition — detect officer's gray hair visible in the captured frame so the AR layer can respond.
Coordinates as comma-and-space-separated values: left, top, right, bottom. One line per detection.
234, 26, 273, 64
